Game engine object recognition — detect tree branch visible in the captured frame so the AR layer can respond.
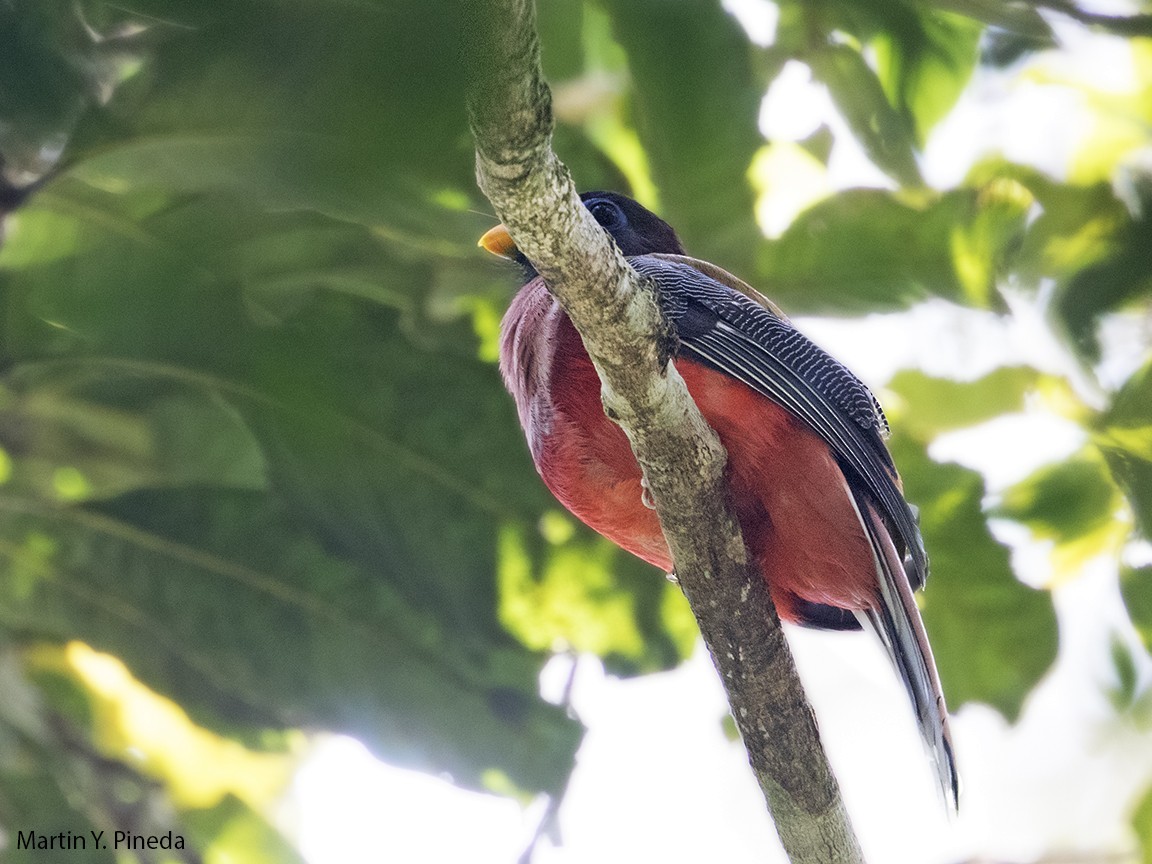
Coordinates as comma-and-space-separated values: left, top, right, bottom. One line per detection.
464, 3, 865, 861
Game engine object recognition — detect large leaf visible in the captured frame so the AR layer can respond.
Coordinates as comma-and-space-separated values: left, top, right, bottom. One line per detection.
758, 189, 958, 311
57, 0, 480, 243
887, 366, 1042, 437
966, 161, 1142, 359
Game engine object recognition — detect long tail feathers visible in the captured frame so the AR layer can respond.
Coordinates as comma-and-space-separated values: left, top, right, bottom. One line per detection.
855, 501, 960, 811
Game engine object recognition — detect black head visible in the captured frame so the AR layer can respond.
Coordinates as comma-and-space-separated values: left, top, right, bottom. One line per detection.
579, 191, 686, 257
479, 191, 686, 281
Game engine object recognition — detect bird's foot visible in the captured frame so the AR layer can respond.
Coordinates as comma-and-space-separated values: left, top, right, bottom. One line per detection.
640, 475, 657, 510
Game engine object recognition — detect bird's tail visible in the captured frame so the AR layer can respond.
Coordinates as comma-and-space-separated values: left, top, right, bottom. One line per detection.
856, 501, 959, 811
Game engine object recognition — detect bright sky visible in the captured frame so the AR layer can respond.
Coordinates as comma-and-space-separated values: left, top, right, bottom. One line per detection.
281, 16, 1152, 864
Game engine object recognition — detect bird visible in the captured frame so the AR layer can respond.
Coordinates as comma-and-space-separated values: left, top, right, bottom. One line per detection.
479, 190, 958, 808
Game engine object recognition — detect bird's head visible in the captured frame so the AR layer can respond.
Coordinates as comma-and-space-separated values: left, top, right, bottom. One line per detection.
478, 191, 685, 278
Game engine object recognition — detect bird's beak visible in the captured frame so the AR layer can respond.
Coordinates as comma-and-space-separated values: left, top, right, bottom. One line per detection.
478, 223, 517, 259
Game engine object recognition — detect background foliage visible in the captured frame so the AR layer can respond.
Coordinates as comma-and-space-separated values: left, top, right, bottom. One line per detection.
0, 0, 1150, 860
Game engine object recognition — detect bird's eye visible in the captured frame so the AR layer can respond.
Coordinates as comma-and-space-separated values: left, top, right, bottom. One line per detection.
588, 200, 624, 229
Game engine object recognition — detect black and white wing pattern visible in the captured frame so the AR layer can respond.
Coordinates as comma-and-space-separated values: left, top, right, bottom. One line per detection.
632, 256, 923, 578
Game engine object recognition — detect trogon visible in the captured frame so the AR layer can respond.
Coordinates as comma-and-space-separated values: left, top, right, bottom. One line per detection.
480, 191, 958, 807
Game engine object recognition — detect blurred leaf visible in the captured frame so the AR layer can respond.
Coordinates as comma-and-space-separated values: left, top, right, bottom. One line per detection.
979, 26, 1058, 67
720, 713, 740, 743
1096, 359, 1152, 539
600, 0, 764, 272
0, 374, 268, 503
1122, 566, 1152, 653
0, 640, 193, 863
971, 161, 1130, 282
892, 434, 1057, 719
0, 178, 592, 794
808, 44, 923, 187
1109, 635, 1141, 711
997, 452, 1120, 541
872, 10, 981, 145
57, 0, 481, 244
757, 188, 970, 312
887, 366, 1041, 437
183, 795, 307, 864
1055, 205, 1152, 362
964, 160, 1146, 360
950, 176, 1032, 307
51, 642, 295, 810
1133, 778, 1152, 864
551, 4, 656, 204
0, 2, 106, 178
755, 174, 1026, 313
929, 0, 1054, 39
497, 519, 695, 676
0, 489, 580, 795
995, 450, 1128, 576
798, 124, 835, 165
1101, 358, 1152, 430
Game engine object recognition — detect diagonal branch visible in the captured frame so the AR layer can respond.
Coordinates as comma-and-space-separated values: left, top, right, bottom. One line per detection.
464, 2, 865, 862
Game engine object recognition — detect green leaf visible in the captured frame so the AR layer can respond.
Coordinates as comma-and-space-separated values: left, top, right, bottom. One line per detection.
0, 2, 102, 177
1055, 211, 1152, 362
1132, 779, 1152, 864
497, 518, 695, 676
600, 0, 764, 273
872, 10, 981, 145
1096, 359, 1152, 539
756, 177, 1031, 312
996, 452, 1123, 545
0, 169, 698, 799
0, 641, 160, 863
965, 161, 1143, 357
0, 373, 268, 503
183, 795, 306, 864
887, 366, 1041, 437
949, 177, 1032, 307
0, 491, 580, 795
756, 189, 961, 312
1122, 566, 1152, 653
970, 161, 1130, 284
58, 0, 481, 243
807, 44, 923, 187
892, 434, 1057, 720
1109, 635, 1141, 711
995, 450, 1128, 574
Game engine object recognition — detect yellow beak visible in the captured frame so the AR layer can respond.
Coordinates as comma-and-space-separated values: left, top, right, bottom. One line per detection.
478, 223, 517, 259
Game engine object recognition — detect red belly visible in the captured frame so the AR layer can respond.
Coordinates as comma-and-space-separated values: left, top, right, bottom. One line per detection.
533, 318, 879, 622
